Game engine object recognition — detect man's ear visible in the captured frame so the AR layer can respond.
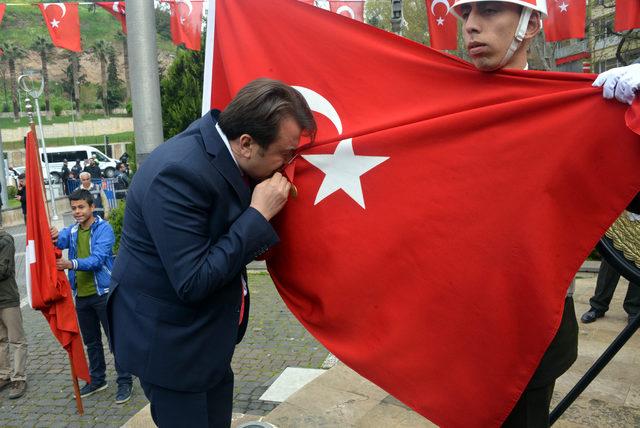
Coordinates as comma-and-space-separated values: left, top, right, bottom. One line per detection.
234, 134, 254, 159
524, 12, 542, 40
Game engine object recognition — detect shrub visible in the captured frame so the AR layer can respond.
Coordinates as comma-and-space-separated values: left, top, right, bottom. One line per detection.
53, 104, 63, 116
126, 102, 132, 116
1, 103, 9, 113
6, 186, 16, 200
109, 200, 126, 254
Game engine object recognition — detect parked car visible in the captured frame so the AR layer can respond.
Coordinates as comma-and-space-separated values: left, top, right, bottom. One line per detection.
39, 145, 119, 181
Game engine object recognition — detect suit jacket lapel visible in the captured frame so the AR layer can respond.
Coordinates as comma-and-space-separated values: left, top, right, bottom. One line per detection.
199, 111, 251, 207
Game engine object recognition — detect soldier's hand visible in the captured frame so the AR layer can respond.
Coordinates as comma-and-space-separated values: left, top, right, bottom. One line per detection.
250, 172, 292, 221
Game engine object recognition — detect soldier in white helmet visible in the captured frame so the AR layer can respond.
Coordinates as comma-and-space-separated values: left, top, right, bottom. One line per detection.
449, 0, 640, 425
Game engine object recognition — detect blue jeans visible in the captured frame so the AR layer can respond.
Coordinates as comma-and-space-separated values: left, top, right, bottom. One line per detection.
75, 293, 132, 387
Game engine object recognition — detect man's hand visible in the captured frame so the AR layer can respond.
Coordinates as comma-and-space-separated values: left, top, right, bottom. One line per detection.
593, 63, 640, 105
250, 172, 292, 221
56, 258, 73, 271
50, 227, 59, 244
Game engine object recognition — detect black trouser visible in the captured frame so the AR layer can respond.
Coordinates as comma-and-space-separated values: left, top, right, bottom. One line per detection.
502, 382, 554, 428
139, 367, 234, 428
590, 260, 640, 316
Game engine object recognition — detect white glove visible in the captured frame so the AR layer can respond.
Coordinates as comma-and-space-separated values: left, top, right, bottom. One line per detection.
592, 63, 640, 105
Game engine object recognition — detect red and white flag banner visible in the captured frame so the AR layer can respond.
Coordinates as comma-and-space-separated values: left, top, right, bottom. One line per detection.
97, 2, 127, 34
328, 1, 365, 22
0, 4, 6, 27
543, 0, 586, 42
169, 0, 203, 51
425, 0, 457, 50
25, 131, 89, 383
204, 0, 640, 425
38, 2, 82, 52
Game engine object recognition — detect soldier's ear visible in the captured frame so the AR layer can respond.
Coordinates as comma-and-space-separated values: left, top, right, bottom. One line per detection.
524, 11, 541, 39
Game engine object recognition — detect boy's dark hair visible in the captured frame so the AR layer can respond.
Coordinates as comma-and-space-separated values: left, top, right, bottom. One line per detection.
218, 78, 316, 150
69, 189, 95, 206
18, 173, 25, 180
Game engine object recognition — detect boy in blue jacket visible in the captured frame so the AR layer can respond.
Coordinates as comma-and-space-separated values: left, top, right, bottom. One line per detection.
53, 189, 133, 404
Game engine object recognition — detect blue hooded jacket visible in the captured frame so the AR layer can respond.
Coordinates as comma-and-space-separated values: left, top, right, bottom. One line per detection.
56, 216, 115, 296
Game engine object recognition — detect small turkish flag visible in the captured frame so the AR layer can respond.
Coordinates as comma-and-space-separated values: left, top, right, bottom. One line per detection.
207, 0, 640, 425
97, 2, 127, 34
39, 2, 81, 52
614, 0, 640, 31
169, 0, 203, 51
426, 0, 457, 50
0, 4, 6, 27
543, 0, 586, 42
328, 1, 365, 22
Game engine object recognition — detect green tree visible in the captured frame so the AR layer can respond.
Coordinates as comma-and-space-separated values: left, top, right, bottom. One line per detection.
102, 50, 125, 110
365, 0, 429, 45
91, 40, 114, 116
0, 42, 26, 122
116, 31, 131, 102
31, 36, 55, 119
160, 45, 204, 139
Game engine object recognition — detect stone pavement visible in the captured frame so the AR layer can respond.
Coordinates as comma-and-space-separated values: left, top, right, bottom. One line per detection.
0, 221, 329, 427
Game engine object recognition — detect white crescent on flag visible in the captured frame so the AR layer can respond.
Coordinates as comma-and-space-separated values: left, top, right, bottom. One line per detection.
43, 2, 67, 18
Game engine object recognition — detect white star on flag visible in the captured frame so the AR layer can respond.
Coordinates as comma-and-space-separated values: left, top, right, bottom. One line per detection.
437, 16, 445, 26
302, 139, 389, 209
50, 18, 60, 28
558, 2, 569, 12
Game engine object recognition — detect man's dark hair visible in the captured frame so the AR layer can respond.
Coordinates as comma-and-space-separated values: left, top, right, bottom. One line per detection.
69, 188, 95, 206
218, 78, 317, 149
18, 173, 25, 180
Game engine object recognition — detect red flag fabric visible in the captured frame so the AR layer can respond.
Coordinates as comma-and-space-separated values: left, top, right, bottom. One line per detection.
38, 2, 81, 52
97, 2, 127, 34
25, 131, 89, 382
0, 4, 6, 27
328, 1, 364, 22
169, 0, 203, 51
426, 0, 457, 50
614, 0, 640, 31
543, 0, 586, 42
207, 0, 640, 425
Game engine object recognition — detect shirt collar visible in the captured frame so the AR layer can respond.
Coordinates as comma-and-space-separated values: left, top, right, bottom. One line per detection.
215, 123, 241, 172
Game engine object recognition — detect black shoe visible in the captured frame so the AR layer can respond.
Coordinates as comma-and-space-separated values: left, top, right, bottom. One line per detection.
115, 383, 133, 404
8, 381, 26, 399
581, 308, 605, 324
79, 381, 108, 398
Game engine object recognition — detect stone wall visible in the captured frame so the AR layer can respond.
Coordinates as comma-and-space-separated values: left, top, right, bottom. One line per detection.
2, 117, 133, 142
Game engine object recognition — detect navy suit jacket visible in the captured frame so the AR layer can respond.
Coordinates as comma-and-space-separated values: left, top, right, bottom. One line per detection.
107, 111, 279, 392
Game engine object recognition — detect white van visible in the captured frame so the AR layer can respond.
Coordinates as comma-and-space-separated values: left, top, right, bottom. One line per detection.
39, 145, 119, 180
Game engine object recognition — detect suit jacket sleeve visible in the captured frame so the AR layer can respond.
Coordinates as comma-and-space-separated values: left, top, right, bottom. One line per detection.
142, 162, 278, 304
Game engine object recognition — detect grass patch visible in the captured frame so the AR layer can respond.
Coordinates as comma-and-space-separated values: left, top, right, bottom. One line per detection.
0, 113, 130, 130
3, 131, 134, 150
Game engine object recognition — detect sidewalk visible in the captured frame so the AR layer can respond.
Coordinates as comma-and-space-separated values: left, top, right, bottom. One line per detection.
126, 269, 640, 427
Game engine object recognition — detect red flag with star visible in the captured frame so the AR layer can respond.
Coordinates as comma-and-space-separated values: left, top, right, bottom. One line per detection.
97, 2, 127, 34
426, 0, 457, 50
170, 0, 203, 51
328, 1, 365, 22
0, 4, 6, 27
39, 2, 81, 52
614, 0, 640, 31
204, 0, 640, 425
543, 0, 586, 42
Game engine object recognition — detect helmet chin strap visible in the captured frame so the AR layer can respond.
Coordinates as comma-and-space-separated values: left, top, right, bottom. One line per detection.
494, 8, 533, 70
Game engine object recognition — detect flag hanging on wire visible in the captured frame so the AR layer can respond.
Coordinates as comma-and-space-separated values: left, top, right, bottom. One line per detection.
169, 0, 203, 51
38, 2, 82, 52
97, 2, 127, 34
614, 0, 640, 31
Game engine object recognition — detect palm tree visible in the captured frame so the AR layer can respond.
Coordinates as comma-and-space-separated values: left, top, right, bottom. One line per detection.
92, 40, 114, 116
69, 51, 82, 120
31, 36, 55, 120
0, 42, 26, 122
116, 31, 131, 103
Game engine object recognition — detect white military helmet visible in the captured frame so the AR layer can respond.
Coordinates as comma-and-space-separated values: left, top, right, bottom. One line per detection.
451, 0, 547, 70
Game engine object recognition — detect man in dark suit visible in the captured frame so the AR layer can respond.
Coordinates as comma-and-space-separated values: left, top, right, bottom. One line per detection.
107, 79, 316, 427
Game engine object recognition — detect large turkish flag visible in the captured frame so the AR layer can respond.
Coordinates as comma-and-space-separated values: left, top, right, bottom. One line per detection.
39, 2, 81, 52
206, 0, 640, 425
543, 0, 586, 42
614, 0, 640, 31
426, 0, 457, 50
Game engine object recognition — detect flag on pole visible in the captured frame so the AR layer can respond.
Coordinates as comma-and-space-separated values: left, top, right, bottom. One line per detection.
543, 0, 586, 42
425, 0, 458, 50
97, 2, 127, 34
38, 2, 82, 52
0, 4, 6, 27
614, 0, 640, 31
328, 1, 365, 22
25, 131, 89, 383
170, 0, 204, 51
204, 0, 640, 425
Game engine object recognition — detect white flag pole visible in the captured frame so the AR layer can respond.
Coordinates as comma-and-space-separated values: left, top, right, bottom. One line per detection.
201, 0, 217, 116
